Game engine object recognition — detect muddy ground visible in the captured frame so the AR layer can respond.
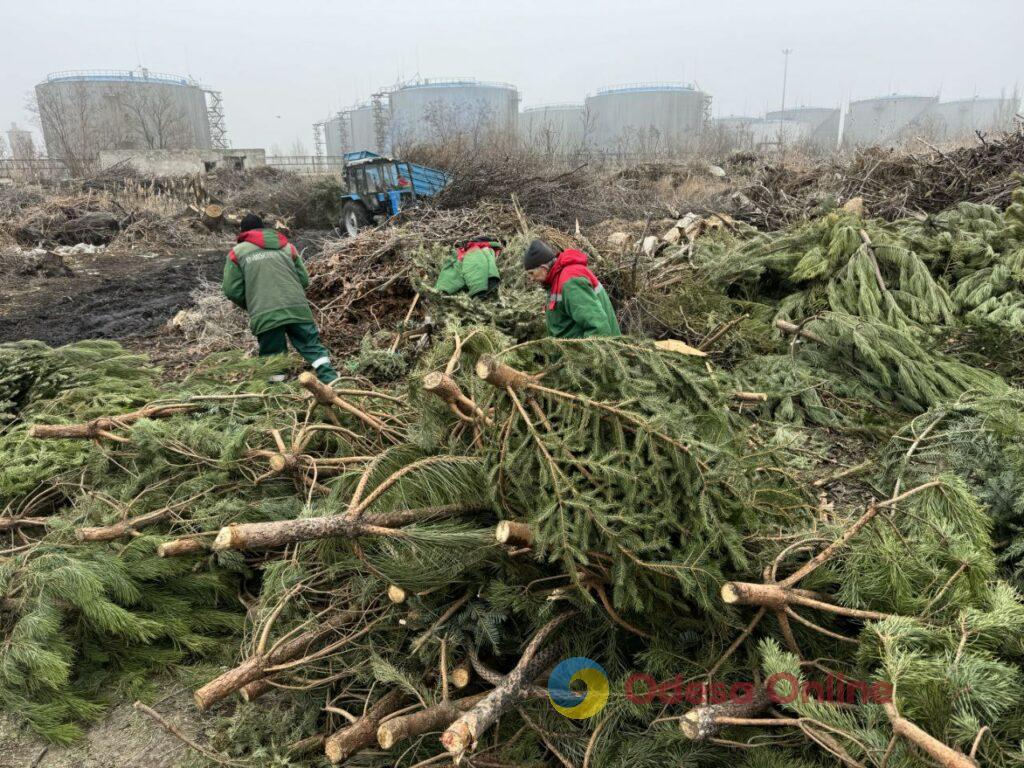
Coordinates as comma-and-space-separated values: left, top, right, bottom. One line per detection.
0, 247, 226, 347
0, 689, 198, 768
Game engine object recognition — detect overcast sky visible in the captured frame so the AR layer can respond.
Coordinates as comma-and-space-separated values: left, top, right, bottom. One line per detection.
3, 0, 1022, 152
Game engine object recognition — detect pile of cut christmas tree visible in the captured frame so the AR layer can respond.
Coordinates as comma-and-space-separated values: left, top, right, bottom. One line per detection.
2, 186, 1024, 768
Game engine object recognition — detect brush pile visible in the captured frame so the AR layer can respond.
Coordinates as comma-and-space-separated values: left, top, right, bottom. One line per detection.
3, 139, 1024, 768
738, 125, 1024, 228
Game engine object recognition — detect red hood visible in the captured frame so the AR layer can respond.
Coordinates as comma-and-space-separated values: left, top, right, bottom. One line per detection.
237, 228, 289, 250
544, 249, 590, 289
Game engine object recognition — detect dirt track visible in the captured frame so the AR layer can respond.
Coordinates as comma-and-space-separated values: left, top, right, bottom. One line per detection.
1, 248, 225, 346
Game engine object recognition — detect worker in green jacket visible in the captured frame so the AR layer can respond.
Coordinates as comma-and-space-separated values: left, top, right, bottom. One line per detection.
523, 240, 620, 338
434, 236, 502, 298
222, 214, 338, 383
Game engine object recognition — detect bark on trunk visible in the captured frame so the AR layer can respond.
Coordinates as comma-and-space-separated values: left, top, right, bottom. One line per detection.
77, 507, 173, 542
298, 372, 392, 435
422, 371, 489, 423
883, 703, 978, 768
211, 504, 476, 552
213, 518, 405, 552
29, 404, 196, 440
194, 612, 352, 711
377, 692, 487, 750
440, 648, 556, 755
0, 516, 50, 532
721, 581, 892, 621
733, 391, 769, 403
157, 537, 207, 557
775, 319, 825, 344
239, 678, 272, 702
475, 356, 536, 391
680, 686, 771, 740
325, 690, 405, 764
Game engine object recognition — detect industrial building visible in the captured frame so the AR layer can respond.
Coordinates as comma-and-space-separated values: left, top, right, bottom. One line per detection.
387, 79, 519, 148
519, 104, 587, 153
34, 69, 224, 168
585, 83, 710, 152
842, 95, 938, 147
765, 107, 840, 148
931, 97, 1019, 140
707, 116, 758, 149
6, 124, 36, 159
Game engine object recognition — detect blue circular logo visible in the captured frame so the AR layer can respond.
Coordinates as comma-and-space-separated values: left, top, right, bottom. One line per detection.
547, 657, 609, 719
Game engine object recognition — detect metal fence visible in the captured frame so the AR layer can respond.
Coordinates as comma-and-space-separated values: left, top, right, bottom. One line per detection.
0, 158, 69, 183
265, 156, 347, 176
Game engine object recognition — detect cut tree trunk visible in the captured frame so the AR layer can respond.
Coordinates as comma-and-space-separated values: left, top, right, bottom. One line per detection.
298, 372, 394, 437
475, 356, 537, 390
775, 319, 825, 344
422, 371, 490, 424
325, 690, 405, 764
883, 703, 978, 768
0, 517, 50, 532
722, 581, 892, 622
211, 504, 476, 552
680, 686, 771, 740
76, 507, 173, 542
201, 204, 225, 230
194, 611, 353, 711
377, 692, 487, 750
29, 404, 197, 440
495, 520, 534, 548
157, 537, 207, 557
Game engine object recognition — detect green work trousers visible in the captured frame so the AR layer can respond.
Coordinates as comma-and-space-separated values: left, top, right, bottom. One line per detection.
257, 322, 338, 383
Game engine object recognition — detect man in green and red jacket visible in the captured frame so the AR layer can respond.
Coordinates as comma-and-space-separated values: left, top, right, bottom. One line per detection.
222, 214, 338, 383
434, 236, 502, 298
523, 240, 620, 338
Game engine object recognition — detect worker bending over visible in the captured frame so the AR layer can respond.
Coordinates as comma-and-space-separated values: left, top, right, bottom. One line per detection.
222, 214, 338, 383
434, 235, 502, 298
523, 240, 620, 338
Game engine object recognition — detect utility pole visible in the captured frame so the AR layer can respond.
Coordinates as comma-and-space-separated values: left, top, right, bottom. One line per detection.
779, 48, 793, 164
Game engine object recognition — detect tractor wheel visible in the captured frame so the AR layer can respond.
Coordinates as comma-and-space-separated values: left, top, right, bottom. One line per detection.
342, 201, 371, 237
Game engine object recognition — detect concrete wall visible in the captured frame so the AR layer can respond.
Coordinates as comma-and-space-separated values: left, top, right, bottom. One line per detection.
35, 72, 212, 163
98, 148, 264, 175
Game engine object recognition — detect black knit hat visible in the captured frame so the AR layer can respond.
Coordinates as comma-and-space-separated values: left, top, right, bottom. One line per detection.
523, 239, 557, 270
240, 213, 264, 232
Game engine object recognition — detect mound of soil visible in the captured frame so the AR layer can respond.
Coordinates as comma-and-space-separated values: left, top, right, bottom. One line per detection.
1, 249, 224, 346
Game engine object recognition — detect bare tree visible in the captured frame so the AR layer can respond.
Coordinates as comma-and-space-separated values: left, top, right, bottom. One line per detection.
106, 85, 192, 149
289, 138, 308, 156
27, 82, 104, 176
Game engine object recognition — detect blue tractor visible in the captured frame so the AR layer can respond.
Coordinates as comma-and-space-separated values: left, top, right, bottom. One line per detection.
340, 151, 450, 236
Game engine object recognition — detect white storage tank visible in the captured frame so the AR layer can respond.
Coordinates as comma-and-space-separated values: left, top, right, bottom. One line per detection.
585, 83, 710, 152
842, 95, 938, 147
388, 79, 519, 147
344, 103, 379, 152
707, 116, 758, 149
765, 107, 840, 148
519, 104, 587, 153
750, 118, 812, 148
324, 113, 346, 156
35, 69, 213, 163
932, 97, 1018, 140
